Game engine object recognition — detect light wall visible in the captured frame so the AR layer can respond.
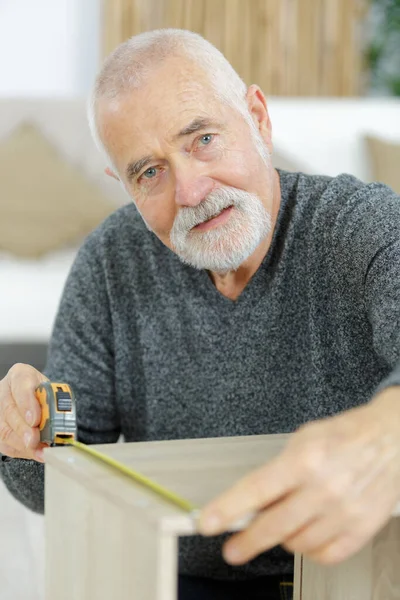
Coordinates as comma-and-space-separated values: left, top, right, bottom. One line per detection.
267, 97, 400, 181
0, 0, 101, 97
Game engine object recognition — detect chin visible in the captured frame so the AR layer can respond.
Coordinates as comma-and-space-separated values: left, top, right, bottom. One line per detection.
177, 236, 259, 272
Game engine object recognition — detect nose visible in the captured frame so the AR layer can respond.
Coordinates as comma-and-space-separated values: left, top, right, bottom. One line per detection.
175, 173, 214, 208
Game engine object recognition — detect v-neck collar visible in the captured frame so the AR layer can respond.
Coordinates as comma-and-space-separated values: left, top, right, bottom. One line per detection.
187, 169, 292, 317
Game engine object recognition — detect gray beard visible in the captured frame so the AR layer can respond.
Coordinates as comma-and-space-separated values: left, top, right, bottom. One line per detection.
170, 186, 271, 273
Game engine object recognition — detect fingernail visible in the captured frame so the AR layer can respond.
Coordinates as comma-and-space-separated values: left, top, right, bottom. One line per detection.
24, 432, 32, 448
200, 512, 222, 535
26, 410, 34, 426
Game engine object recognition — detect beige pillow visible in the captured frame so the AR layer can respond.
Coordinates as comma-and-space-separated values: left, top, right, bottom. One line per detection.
0, 124, 117, 258
365, 135, 400, 195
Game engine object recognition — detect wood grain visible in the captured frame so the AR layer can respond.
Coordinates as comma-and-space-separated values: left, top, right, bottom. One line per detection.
372, 519, 400, 599
45, 463, 178, 600
45, 435, 291, 600
45, 433, 400, 599
301, 542, 373, 599
45, 434, 290, 536
293, 553, 303, 600
300, 519, 400, 599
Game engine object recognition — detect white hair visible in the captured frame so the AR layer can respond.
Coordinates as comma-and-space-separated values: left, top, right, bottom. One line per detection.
87, 28, 266, 163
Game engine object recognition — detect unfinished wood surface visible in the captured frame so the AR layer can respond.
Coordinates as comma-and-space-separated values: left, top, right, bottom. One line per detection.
45, 463, 178, 600
44, 435, 290, 600
45, 434, 400, 600
293, 554, 302, 600
301, 541, 373, 600
300, 519, 400, 599
102, 0, 367, 96
45, 434, 289, 537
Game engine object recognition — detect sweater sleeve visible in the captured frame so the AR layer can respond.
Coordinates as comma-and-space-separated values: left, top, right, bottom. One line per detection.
364, 238, 400, 393
331, 180, 400, 395
0, 232, 120, 514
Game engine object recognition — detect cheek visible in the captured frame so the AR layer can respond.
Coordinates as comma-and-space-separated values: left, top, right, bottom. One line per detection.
135, 189, 177, 239
218, 147, 262, 189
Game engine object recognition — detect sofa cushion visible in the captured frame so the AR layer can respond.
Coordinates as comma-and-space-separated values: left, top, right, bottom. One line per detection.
365, 135, 400, 194
0, 123, 116, 258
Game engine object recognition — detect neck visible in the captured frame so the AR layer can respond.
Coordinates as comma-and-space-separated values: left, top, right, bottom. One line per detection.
209, 169, 281, 301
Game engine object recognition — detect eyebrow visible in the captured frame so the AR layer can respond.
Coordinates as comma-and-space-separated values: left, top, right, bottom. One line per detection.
126, 155, 153, 182
125, 117, 224, 182
173, 117, 223, 140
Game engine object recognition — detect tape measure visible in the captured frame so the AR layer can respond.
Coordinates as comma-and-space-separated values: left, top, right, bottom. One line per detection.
36, 382, 197, 514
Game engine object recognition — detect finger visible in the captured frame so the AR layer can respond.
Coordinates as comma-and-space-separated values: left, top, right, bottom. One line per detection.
282, 498, 366, 556
0, 441, 46, 463
0, 417, 47, 460
8, 364, 48, 427
0, 442, 25, 458
0, 388, 47, 460
220, 457, 394, 565
221, 489, 320, 565
199, 456, 299, 536
284, 473, 395, 559
2, 398, 41, 451
0, 398, 32, 452
0, 418, 29, 453
307, 532, 368, 565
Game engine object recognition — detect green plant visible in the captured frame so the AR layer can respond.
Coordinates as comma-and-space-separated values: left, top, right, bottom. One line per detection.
366, 0, 400, 95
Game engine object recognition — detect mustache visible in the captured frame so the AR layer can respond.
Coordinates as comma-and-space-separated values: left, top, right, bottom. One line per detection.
172, 187, 244, 233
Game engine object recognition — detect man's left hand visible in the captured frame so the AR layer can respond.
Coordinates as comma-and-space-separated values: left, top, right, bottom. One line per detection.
198, 388, 400, 566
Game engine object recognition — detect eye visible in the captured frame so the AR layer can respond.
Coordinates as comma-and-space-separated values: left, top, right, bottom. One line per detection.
198, 133, 214, 146
141, 167, 158, 179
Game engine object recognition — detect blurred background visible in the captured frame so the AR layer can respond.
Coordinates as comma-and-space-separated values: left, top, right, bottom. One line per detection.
0, 1, 399, 599
0, 0, 400, 375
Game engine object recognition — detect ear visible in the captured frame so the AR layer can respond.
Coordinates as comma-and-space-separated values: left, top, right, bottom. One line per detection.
105, 166, 120, 181
245, 85, 273, 153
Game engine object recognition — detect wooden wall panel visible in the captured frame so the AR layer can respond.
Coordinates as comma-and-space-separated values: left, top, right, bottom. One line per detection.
102, 0, 367, 97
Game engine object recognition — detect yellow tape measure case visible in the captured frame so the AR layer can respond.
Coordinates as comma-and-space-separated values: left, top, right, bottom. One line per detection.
36, 382, 77, 445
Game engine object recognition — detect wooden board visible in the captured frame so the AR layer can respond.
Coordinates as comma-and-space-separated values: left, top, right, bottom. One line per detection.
46, 464, 177, 600
300, 519, 400, 599
45, 433, 400, 600
44, 434, 289, 600
45, 434, 289, 536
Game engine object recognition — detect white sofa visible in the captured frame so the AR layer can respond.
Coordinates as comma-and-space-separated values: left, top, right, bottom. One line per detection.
1, 97, 399, 600
268, 97, 400, 182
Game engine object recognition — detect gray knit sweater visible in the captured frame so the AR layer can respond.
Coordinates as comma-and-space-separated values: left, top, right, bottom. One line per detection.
2, 170, 400, 580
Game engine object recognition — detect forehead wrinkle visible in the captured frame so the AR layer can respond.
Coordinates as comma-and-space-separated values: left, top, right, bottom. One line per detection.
108, 67, 233, 180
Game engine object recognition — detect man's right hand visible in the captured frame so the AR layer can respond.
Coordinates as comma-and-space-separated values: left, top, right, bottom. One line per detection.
0, 364, 50, 463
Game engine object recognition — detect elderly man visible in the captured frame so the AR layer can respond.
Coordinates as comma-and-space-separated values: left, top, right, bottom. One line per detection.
1, 28, 400, 600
